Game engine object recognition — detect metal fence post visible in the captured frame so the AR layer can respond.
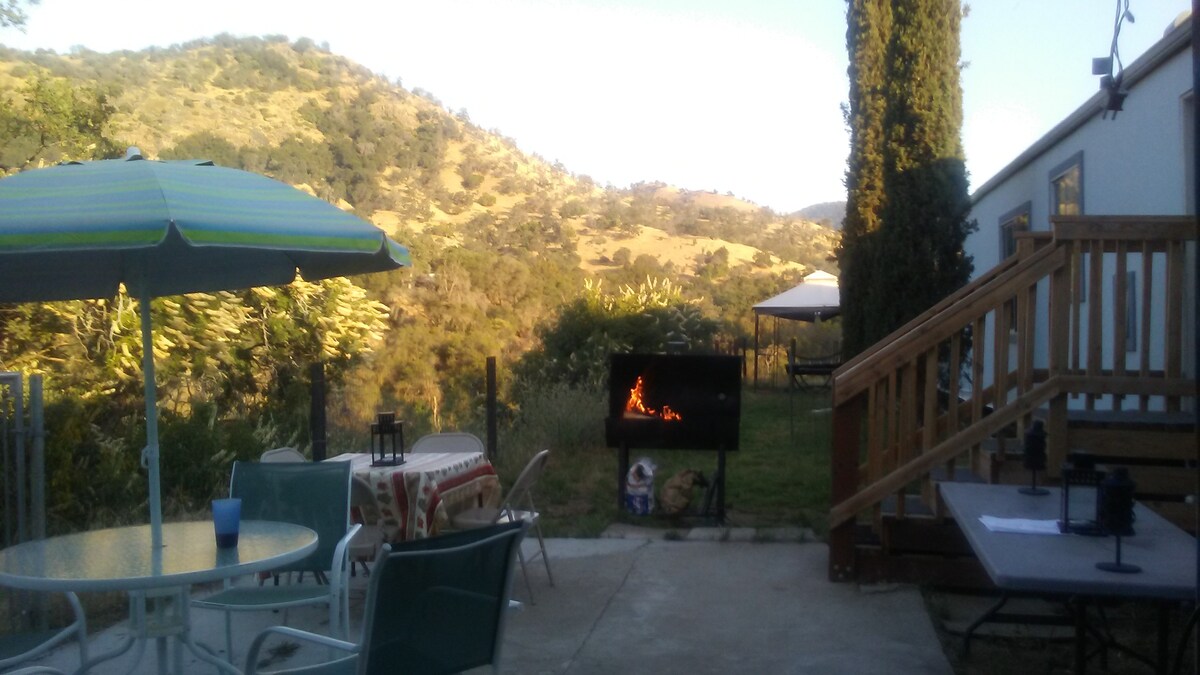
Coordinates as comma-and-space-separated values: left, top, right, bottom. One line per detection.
486, 357, 497, 462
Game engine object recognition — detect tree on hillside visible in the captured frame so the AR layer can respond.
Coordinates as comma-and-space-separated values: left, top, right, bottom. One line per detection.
838, 0, 974, 357
0, 75, 122, 171
0, 0, 34, 29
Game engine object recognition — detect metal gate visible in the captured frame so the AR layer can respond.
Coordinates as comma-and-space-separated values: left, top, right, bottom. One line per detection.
1, 372, 46, 548
1, 372, 47, 631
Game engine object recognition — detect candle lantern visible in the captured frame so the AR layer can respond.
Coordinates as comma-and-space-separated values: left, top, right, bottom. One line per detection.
1058, 452, 1104, 536
1096, 466, 1140, 573
1018, 420, 1049, 496
370, 412, 405, 467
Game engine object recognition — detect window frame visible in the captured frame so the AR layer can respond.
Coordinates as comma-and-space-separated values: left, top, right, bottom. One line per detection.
1049, 151, 1084, 217
998, 201, 1032, 261
1050, 152, 1085, 301
1122, 270, 1137, 353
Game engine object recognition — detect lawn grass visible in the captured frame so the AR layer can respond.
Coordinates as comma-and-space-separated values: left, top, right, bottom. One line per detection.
492, 386, 833, 538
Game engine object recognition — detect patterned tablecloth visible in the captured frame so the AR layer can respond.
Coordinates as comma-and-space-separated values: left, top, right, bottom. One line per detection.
327, 452, 501, 541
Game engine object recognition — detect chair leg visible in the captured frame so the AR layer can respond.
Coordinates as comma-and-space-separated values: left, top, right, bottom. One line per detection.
533, 523, 554, 587
224, 610, 233, 664
516, 547, 535, 605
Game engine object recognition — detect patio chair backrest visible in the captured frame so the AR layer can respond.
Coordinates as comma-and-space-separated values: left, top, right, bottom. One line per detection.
410, 432, 485, 454
501, 449, 550, 517
260, 446, 305, 462
358, 520, 527, 675
229, 460, 351, 574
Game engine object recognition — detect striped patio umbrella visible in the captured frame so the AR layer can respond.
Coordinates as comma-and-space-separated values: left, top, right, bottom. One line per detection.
0, 150, 411, 548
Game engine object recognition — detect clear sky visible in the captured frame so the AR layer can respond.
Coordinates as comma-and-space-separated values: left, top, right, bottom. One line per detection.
0, 0, 1191, 213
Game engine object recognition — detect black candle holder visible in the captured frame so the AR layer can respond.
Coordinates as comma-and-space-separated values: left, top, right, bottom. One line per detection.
1018, 420, 1049, 496
1096, 466, 1140, 574
1059, 453, 1104, 536
370, 412, 405, 467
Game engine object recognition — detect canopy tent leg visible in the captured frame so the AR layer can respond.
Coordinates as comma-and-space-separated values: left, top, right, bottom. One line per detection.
753, 314, 760, 388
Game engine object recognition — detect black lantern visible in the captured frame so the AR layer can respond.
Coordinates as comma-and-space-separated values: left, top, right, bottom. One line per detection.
1096, 466, 1140, 574
370, 412, 405, 467
1058, 453, 1104, 536
1018, 420, 1049, 496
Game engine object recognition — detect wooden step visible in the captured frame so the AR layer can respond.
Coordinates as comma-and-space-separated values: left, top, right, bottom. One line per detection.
979, 413, 1197, 532
880, 493, 934, 518
1062, 409, 1194, 430
929, 466, 985, 483
849, 519, 991, 589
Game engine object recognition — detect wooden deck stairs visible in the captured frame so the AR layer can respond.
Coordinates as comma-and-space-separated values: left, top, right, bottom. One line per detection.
827, 216, 1197, 586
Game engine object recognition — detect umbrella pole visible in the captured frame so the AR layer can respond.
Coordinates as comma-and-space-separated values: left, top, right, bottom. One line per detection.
139, 295, 163, 549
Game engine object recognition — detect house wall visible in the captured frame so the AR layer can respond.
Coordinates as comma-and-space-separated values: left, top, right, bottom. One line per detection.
965, 31, 1195, 410
968, 45, 1193, 268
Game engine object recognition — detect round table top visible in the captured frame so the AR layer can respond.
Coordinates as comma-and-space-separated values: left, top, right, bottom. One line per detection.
0, 520, 317, 593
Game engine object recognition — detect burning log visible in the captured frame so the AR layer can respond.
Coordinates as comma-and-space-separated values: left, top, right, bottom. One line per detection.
624, 376, 682, 421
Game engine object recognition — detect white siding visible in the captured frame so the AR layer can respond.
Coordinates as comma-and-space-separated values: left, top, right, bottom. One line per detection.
965, 39, 1195, 411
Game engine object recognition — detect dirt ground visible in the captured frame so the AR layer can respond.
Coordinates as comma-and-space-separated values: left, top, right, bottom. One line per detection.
922, 588, 1199, 674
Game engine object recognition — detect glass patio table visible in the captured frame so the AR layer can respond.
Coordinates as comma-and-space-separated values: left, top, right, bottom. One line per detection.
0, 519, 317, 675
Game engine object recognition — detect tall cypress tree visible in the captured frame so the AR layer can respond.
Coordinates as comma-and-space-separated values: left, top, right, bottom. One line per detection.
839, 0, 974, 357
840, 0, 892, 357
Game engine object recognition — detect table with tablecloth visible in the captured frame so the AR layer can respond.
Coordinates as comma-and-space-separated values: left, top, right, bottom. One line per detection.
327, 452, 501, 541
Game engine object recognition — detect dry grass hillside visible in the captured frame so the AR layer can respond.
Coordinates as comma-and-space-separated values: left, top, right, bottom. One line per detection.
0, 37, 838, 282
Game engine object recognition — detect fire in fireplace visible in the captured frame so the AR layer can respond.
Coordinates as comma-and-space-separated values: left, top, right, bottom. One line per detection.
606, 353, 742, 522
624, 375, 683, 421
606, 353, 741, 451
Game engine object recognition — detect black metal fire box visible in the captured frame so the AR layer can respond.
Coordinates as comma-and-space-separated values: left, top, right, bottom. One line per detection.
606, 352, 742, 522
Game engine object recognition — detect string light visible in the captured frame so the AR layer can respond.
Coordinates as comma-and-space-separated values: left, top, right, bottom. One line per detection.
1094, 0, 1135, 119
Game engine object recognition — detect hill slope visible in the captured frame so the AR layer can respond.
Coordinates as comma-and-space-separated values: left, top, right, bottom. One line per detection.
0, 35, 840, 430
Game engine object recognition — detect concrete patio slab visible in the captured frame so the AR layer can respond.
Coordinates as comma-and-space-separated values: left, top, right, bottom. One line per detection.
25, 536, 952, 674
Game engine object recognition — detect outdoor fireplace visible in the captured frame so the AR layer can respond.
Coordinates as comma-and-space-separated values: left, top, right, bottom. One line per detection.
606, 353, 741, 521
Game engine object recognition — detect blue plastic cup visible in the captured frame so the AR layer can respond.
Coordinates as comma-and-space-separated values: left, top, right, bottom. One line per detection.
212, 498, 241, 548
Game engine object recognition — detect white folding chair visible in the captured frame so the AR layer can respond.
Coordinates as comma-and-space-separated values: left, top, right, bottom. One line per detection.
411, 432, 485, 454
349, 475, 385, 576
451, 449, 553, 602
260, 446, 305, 462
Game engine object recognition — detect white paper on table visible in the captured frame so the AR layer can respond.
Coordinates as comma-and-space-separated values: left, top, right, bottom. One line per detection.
978, 515, 1061, 535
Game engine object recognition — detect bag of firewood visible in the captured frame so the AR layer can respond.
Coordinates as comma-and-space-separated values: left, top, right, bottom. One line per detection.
660, 469, 709, 516
625, 458, 656, 515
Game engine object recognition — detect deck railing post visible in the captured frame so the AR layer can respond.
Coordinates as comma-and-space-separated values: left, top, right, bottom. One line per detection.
829, 393, 862, 582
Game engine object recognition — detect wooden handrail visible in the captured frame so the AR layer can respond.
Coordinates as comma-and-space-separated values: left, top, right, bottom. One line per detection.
835, 252, 1025, 378
829, 378, 1062, 528
834, 244, 1065, 406
1052, 215, 1194, 241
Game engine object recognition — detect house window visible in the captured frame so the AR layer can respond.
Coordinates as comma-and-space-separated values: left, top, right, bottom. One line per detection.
1184, 93, 1195, 214
1120, 271, 1137, 352
1050, 152, 1085, 300
998, 203, 1030, 328
1050, 152, 1083, 216
999, 202, 1031, 261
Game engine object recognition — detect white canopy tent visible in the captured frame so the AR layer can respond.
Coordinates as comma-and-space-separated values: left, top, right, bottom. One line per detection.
751, 271, 841, 387
753, 270, 841, 322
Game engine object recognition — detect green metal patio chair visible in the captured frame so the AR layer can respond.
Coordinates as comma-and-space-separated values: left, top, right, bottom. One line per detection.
0, 591, 87, 672
192, 460, 359, 663
243, 520, 528, 675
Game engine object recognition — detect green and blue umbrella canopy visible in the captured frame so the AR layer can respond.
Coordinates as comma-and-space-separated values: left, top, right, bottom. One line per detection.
0, 151, 410, 547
